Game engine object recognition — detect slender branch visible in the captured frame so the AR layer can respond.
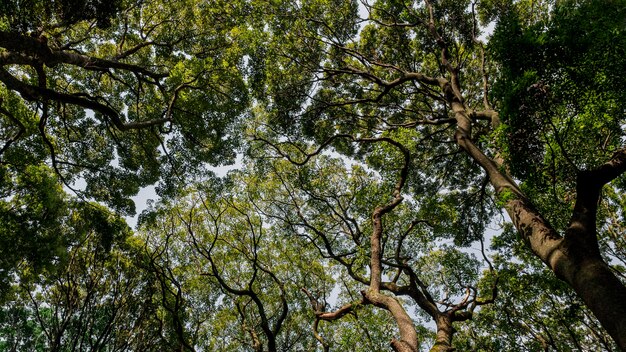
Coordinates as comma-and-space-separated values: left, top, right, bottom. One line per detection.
0, 99, 25, 157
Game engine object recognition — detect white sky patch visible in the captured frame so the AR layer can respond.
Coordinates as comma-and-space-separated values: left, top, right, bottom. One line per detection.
479, 21, 496, 42
127, 185, 156, 228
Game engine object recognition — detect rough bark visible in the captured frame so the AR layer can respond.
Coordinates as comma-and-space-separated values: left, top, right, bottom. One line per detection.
429, 315, 455, 352
452, 98, 626, 349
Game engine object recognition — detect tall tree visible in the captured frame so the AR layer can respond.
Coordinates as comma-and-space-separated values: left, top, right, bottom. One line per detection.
0, 0, 249, 297
0, 203, 171, 351
249, 0, 626, 348
138, 174, 331, 351
3, 0, 626, 350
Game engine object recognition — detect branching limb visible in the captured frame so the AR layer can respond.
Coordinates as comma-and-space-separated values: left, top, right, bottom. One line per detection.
566, 148, 626, 256
302, 286, 365, 352
0, 99, 25, 157
0, 67, 169, 131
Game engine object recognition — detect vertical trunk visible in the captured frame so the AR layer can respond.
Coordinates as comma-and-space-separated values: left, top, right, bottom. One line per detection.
557, 247, 626, 349
502, 174, 626, 350
367, 205, 419, 352
429, 315, 455, 352
365, 140, 418, 352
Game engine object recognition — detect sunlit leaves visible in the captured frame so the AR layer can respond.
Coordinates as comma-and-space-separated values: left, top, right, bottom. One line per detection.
2, 0, 625, 350
0, 0, 254, 214
491, 0, 626, 231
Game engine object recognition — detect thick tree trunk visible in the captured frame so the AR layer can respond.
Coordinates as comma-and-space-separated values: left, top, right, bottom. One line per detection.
552, 244, 626, 349
496, 170, 626, 350
503, 170, 626, 350
450, 98, 626, 349
500, 174, 626, 351
429, 315, 455, 352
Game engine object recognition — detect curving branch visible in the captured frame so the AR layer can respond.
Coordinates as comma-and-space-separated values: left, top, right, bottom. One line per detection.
0, 99, 25, 157
0, 31, 167, 78
184, 198, 289, 352
0, 67, 170, 131
0, 30, 172, 132
302, 287, 365, 352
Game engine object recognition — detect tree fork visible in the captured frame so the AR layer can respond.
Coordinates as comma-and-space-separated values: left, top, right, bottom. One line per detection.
452, 103, 626, 349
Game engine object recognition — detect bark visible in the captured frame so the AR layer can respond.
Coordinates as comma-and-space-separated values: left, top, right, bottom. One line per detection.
429, 315, 455, 352
363, 290, 419, 352
425, 10, 626, 333
566, 256, 626, 349
452, 97, 626, 349
502, 162, 626, 350
365, 203, 419, 352
364, 139, 419, 352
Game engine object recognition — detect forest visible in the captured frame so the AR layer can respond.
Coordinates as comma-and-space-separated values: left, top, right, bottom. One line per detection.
1, 0, 626, 351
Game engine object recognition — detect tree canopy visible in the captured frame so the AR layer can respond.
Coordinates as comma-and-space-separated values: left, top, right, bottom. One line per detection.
1, 0, 626, 351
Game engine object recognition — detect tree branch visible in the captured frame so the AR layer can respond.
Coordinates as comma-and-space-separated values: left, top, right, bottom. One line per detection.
0, 99, 25, 157
0, 67, 169, 131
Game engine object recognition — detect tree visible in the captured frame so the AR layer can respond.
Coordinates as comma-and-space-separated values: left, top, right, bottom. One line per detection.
138, 174, 330, 351
0, 203, 171, 351
0, 0, 249, 304
247, 0, 626, 348
138, 158, 499, 351
248, 139, 502, 351
0, 0, 248, 214
3, 0, 626, 350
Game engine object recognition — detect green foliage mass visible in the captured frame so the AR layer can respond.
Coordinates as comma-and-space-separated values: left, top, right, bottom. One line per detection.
1, 0, 251, 215
0, 0, 123, 32
491, 0, 626, 229
1, 0, 626, 351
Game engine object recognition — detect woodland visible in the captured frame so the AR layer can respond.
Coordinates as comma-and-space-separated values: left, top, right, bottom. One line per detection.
1, 0, 626, 351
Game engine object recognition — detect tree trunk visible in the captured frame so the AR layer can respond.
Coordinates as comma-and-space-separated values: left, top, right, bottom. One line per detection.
451, 99, 626, 349
430, 315, 455, 352
497, 175, 626, 350
553, 244, 626, 349
502, 170, 626, 350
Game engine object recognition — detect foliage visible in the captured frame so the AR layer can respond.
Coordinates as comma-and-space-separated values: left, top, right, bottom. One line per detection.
0, 0, 249, 215
490, 0, 626, 229
455, 238, 618, 350
0, 201, 172, 351
0, 0, 123, 32
2, 0, 626, 351
0, 162, 134, 301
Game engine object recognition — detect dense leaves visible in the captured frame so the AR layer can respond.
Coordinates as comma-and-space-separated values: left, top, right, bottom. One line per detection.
491, 0, 626, 221
0, 0, 123, 32
2, 0, 626, 351
0, 0, 249, 215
